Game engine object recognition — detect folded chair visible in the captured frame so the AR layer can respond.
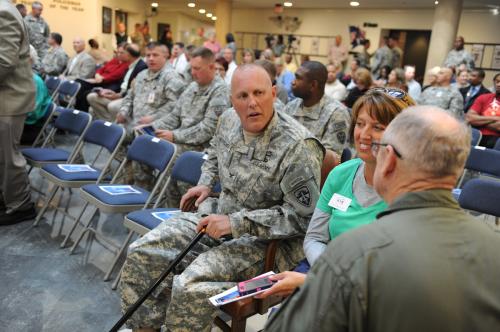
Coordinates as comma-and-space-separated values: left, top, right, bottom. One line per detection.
67, 135, 176, 280
33, 120, 125, 237
21, 107, 92, 173
458, 178, 500, 225
456, 146, 500, 190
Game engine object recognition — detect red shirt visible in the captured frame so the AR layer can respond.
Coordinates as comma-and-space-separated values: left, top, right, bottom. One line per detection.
96, 58, 130, 84
470, 93, 500, 137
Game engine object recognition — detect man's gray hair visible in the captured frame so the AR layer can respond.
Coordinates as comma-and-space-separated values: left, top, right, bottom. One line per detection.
383, 106, 471, 178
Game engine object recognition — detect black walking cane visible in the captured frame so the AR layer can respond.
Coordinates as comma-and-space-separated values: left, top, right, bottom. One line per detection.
108, 226, 207, 332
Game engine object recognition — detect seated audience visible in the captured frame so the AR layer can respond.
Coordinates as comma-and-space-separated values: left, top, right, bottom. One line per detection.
275, 58, 295, 100
254, 59, 288, 110
87, 38, 109, 65
422, 66, 441, 91
345, 67, 374, 108
405, 65, 421, 100
324, 63, 347, 102
203, 31, 221, 54
119, 64, 324, 331
465, 72, 500, 148
86, 43, 146, 122
284, 53, 298, 73
61, 37, 96, 81
215, 56, 228, 81
386, 68, 407, 91
264, 106, 500, 332
258, 87, 415, 296
170, 42, 189, 75
41, 32, 68, 77
222, 47, 238, 85
285, 61, 351, 157
74, 43, 130, 111
340, 59, 360, 90
142, 47, 230, 206
451, 68, 469, 90
371, 37, 393, 78
116, 42, 186, 188
242, 48, 256, 64
418, 67, 464, 118
459, 69, 490, 112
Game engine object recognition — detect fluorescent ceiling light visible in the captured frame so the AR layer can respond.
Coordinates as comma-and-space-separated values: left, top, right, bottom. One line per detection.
187, 3, 195, 8
199, 8, 206, 14
206, 13, 213, 17
350, 1, 360, 6
151, 2, 158, 7
284, 2, 293, 7
211, 16, 217, 20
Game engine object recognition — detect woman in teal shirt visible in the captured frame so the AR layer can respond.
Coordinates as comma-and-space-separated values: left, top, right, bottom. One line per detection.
258, 88, 415, 298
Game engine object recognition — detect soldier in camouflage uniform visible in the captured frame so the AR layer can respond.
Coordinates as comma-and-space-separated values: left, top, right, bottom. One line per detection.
24, 2, 50, 61
371, 37, 394, 77
116, 42, 186, 188
285, 61, 351, 156
41, 32, 68, 76
444, 36, 475, 70
141, 47, 229, 206
418, 67, 464, 118
119, 64, 324, 331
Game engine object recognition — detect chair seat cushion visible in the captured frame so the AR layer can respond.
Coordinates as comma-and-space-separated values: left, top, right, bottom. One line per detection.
22, 148, 70, 162
81, 184, 150, 206
126, 208, 180, 230
42, 164, 111, 182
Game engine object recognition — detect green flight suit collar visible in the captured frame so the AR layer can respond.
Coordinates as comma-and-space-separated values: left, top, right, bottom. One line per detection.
376, 189, 460, 219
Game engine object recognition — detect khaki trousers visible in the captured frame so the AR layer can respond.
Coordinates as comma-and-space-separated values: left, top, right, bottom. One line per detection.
87, 92, 123, 122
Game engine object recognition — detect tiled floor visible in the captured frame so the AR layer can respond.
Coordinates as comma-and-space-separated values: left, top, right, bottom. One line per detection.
0, 139, 268, 332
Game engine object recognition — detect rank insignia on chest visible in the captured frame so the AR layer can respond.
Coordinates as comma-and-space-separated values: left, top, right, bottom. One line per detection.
294, 186, 311, 207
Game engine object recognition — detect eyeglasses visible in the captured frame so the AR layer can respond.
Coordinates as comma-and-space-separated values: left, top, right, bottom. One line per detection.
370, 142, 403, 159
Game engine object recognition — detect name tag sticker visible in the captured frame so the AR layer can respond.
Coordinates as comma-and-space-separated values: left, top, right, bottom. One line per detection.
328, 193, 352, 212
40, 27, 44, 34
147, 92, 155, 104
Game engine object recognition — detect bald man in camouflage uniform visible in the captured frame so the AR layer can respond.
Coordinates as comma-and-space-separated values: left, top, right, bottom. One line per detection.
24, 1, 50, 60
119, 64, 324, 331
418, 67, 464, 118
116, 42, 186, 188
285, 61, 350, 156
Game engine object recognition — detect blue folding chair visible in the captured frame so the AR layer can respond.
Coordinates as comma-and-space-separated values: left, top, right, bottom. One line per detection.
470, 128, 482, 147
22, 108, 92, 172
108, 151, 212, 288
67, 135, 177, 280
494, 139, 500, 151
33, 120, 125, 234
55, 80, 81, 108
30, 102, 58, 147
45, 75, 62, 98
458, 178, 500, 225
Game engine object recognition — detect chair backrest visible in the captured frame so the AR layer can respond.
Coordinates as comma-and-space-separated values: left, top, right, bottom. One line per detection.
494, 139, 500, 151
464, 146, 500, 178
54, 108, 92, 136
470, 128, 482, 146
83, 120, 125, 153
171, 151, 206, 186
57, 80, 81, 107
340, 147, 352, 163
459, 179, 500, 217
127, 135, 176, 172
45, 75, 61, 96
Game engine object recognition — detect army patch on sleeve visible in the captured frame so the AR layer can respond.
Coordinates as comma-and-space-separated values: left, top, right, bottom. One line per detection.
294, 186, 312, 207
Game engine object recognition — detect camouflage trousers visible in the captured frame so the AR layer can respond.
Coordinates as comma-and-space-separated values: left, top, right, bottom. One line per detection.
119, 213, 269, 331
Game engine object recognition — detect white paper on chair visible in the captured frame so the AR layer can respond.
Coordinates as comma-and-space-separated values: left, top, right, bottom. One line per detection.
58, 164, 97, 172
99, 185, 141, 195
151, 210, 181, 221
208, 271, 276, 307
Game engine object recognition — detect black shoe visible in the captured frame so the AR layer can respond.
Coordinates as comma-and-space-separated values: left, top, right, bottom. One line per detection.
0, 205, 37, 226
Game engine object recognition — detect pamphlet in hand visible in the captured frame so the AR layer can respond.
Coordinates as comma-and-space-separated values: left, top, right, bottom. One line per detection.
151, 210, 181, 221
58, 164, 97, 172
209, 271, 275, 307
99, 185, 141, 195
